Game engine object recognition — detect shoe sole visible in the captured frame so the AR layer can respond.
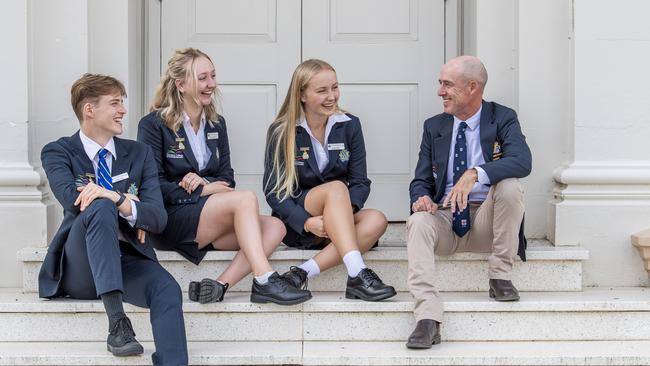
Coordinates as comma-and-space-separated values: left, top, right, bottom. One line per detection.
189, 280, 225, 304
107, 343, 144, 357
406, 335, 442, 349
489, 288, 520, 301
188, 281, 199, 302
345, 288, 397, 302
250, 292, 312, 305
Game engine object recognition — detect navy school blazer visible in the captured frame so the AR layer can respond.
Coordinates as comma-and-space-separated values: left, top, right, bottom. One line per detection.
39, 132, 167, 298
409, 101, 532, 259
137, 111, 235, 211
263, 113, 371, 234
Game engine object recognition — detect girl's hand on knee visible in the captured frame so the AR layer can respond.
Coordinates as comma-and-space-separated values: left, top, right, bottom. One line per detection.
304, 216, 327, 238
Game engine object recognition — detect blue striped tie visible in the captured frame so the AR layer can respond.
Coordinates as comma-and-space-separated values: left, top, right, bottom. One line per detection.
97, 148, 113, 190
452, 122, 470, 237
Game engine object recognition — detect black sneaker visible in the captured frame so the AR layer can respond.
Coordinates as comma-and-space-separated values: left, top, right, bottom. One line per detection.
188, 278, 229, 304
280, 266, 308, 289
250, 272, 312, 305
107, 316, 144, 357
345, 268, 396, 301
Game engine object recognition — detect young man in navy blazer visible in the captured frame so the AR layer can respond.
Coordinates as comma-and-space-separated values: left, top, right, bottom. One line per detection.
39, 74, 188, 365
406, 56, 532, 348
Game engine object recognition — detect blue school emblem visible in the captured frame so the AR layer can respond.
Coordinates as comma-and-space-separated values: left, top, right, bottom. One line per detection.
339, 148, 350, 163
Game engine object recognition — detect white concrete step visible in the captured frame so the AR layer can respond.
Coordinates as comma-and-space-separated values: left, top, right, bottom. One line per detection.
1, 340, 650, 365
18, 240, 588, 293
1, 288, 648, 343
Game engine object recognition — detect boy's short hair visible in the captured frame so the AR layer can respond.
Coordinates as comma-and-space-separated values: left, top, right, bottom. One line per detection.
70, 73, 126, 121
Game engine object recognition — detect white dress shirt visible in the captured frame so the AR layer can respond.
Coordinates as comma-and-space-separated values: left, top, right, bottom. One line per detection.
299, 112, 352, 173
182, 111, 212, 171
79, 130, 137, 226
442, 106, 491, 202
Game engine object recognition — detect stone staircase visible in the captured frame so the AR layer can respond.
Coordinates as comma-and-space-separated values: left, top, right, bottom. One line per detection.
5, 224, 650, 365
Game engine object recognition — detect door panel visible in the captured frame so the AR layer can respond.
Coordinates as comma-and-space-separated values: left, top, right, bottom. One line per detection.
302, 0, 445, 219
161, 0, 301, 209
159, 0, 445, 219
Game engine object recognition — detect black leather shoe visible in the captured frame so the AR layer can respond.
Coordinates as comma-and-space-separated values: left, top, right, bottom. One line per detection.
250, 272, 312, 305
107, 316, 144, 357
280, 266, 308, 289
345, 268, 396, 301
188, 278, 229, 304
406, 319, 441, 349
489, 279, 520, 301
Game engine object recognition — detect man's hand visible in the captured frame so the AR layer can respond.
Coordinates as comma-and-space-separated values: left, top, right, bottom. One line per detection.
304, 216, 327, 238
179, 172, 205, 194
412, 195, 437, 214
443, 168, 477, 213
75, 182, 116, 211
201, 181, 234, 196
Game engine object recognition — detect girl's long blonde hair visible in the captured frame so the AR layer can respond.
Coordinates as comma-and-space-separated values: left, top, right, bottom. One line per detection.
150, 48, 219, 132
265, 59, 343, 201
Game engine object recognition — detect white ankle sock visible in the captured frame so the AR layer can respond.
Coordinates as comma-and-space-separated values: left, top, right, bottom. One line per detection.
298, 258, 320, 278
342, 250, 366, 277
254, 271, 275, 284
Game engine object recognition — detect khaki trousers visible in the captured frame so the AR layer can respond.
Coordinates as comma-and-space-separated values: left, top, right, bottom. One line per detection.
407, 178, 524, 322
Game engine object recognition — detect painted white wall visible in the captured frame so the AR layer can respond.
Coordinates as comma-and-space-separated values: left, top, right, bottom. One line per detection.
0, 0, 45, 287
517, 0, 573, 239
551, 0, 650, 286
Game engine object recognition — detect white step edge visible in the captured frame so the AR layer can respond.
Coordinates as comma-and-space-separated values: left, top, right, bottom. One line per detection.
18, 241, 588, 293
1, 288, 649, 342
1, 340, 650, 365
0, 341, 302, 365
17, 240, 589, 262
302, 340, 650, 366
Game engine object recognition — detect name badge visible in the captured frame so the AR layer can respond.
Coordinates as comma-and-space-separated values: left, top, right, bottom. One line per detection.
112, 172, 129, 183
327, 143, 345, 151
207, 132, 219, 140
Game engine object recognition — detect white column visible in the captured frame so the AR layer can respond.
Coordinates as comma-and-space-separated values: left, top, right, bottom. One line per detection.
551, 0, 650, 286
0, 1, 46, 287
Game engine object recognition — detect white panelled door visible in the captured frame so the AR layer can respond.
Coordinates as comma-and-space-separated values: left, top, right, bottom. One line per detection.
159, 0, 445, 219
160, 0, 301, 209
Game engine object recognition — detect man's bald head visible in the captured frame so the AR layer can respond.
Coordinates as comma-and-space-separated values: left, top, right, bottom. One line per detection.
444, 56, 488, 91
437, 55, 487, 120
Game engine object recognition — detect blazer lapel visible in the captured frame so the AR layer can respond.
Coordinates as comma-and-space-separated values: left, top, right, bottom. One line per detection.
322, 123, 345, 176
433, 116, 454, 182
176, 127, 200, 172
111, 138, 132, 193
297, 127, 322, 180
479, 100, 497, 162
203, 121, 220, 171
70, 132, 95, 177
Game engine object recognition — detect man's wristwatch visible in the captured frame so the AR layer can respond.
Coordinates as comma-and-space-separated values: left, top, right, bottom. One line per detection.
115, 192, 126, 207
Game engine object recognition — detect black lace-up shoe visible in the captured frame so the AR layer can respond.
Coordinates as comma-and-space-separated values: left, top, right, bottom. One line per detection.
280, 266, 308, 289
188, 279, 229, 304
250, 272, 312, 305
107, 316, 144, 357
345, 268, 396, 301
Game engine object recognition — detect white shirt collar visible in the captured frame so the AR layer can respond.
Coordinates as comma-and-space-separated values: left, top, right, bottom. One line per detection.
298, 112, 351, 129
453, 105, 482, 131
79, 129, 116, 161
182, 111, 207, 131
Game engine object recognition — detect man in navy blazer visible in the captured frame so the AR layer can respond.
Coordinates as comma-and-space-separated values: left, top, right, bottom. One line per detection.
406, 56, 532, 349
39, 74, 187, 365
